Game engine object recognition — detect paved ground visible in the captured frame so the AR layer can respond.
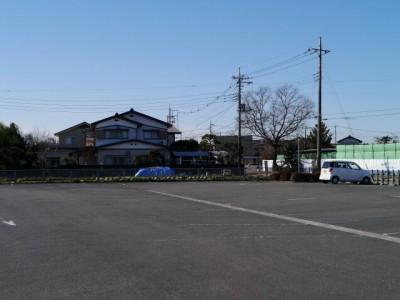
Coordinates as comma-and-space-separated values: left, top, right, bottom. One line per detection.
2, 181, 400, 299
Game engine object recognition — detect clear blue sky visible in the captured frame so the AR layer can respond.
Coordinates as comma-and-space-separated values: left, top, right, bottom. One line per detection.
0, 0, 399, 143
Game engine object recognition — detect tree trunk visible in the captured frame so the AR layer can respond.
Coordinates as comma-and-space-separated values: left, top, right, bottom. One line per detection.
272, 146, 279, 171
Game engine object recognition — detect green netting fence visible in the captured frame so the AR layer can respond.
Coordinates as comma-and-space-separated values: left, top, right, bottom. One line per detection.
336, 143, 400, 159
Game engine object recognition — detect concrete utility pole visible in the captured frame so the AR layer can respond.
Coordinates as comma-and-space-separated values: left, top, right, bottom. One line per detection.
232, 68, 251, 171
308, 37, 330, 171
209, 122, 214, 135
167, 105, 178, 125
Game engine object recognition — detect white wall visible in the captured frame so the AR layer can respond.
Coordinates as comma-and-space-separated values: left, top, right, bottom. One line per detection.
321, 159, 400, 172
263, 159, 400, 173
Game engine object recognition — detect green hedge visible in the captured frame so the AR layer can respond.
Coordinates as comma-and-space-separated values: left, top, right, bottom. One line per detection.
268, 171, 320, 182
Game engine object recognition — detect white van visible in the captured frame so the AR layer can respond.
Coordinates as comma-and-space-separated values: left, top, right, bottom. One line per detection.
319, 160, 372, 184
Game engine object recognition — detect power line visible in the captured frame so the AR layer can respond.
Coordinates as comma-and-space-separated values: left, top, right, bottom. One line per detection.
325, 107, 400, 116
240, 37, 319, 69
0, 91, 228, 103
0, 83, 229, 93
334, 125, 399, 134
246, 52, 310, 76
194, 102, 236, 127
328, 111, 400, 120
249, 56, 317, 79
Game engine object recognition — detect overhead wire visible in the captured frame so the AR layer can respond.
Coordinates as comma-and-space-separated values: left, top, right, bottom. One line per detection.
246, 52, 311, 76
334, 125, 398, 134
249, 56, 317, 79
0, 89, 236, 113
328, 111, 400, 120
240, 37, 319, 69
324, 67, 353, 135
325, 107, 400, 116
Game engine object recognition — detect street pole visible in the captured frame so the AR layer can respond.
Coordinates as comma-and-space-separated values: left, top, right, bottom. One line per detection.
309, 37, 330, 171
297, 137, 300, 173
317, 37, 322, 171
232, 68, 251, 173
238, 68, 242, 171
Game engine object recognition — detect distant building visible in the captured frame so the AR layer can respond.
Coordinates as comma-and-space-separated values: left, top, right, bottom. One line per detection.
173, 151, 212, 165
337, 135, 363, 145
215, 135, 261, 164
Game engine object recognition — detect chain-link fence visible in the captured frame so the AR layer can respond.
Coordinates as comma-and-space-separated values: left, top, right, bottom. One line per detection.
371, 170, 400, 185
0, 167, 250, 181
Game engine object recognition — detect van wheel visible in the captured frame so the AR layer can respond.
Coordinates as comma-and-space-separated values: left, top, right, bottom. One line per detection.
331, 176, 340, 184
361, 177, 371, 185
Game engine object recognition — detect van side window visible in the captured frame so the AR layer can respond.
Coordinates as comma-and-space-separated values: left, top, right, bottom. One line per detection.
348, 162, 360, 170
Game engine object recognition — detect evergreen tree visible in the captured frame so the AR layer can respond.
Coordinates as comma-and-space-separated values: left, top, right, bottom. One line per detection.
221, 142, 240, 165
282, 142, 299, 170
170, 139, 199, 151
0, 122, 35, 169
199, 134, 220, 151
374, 136, 397, 144
306, 122, 333, 149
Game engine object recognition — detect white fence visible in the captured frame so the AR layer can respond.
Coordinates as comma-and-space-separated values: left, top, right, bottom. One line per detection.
263, 159, 400, 173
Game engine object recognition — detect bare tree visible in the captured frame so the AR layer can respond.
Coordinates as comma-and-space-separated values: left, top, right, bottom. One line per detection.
243, 85, 314, 170
25, 128, 57, 168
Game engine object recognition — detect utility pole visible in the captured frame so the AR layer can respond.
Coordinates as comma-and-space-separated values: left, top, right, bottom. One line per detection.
334, 125, 337, 143
167, 105, 178, 125
209, 122, 214, 135
232, 68, 251, 171
308, 37, 330, 171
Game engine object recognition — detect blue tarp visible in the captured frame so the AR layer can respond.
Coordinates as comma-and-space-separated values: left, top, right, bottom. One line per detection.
134, 167, 175, 177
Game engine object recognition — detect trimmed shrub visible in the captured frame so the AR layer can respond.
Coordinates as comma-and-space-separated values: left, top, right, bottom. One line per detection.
269, 172, 280, 181
279, 171, 292, 181
310, 172, 320, 182
290, 172, 321, 182
290, 172, 305, 182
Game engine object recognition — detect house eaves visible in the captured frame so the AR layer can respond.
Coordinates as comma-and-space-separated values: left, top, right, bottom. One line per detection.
54, 122, 90, 136
119, 108, 172, 127
337, 135, 363, 144
91, 114, 142, 127
94, 139, 168, 149
168, 125, 181, 134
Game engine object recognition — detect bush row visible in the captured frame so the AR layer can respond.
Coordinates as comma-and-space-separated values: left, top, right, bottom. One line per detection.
269, 171, 320, 182
1, 172, 321, 184
1, 174, 271, 184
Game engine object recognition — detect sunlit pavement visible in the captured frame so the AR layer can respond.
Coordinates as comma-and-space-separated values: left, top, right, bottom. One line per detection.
2, 182, 400, 299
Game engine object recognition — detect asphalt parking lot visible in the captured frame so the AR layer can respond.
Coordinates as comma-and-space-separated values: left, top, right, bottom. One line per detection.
2, 181, 400, 299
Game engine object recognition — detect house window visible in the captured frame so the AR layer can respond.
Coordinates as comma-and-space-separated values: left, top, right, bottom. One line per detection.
97, 130, 128, 139
65, 136, 76, 145
144, 130, 166, 140
106, 130, 128, 139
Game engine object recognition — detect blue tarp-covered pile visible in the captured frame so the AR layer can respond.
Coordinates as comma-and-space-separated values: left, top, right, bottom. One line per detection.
134, 167, 175, 177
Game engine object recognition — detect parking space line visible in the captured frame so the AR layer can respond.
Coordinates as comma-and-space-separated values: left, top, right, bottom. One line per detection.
0, 218, 16, 226
287, 197, 316, 201
147, 190, 400, 245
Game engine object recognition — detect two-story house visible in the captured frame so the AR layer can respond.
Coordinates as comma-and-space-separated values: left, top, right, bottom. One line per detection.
50, 108, 180, 166
50, 122, 91, 167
